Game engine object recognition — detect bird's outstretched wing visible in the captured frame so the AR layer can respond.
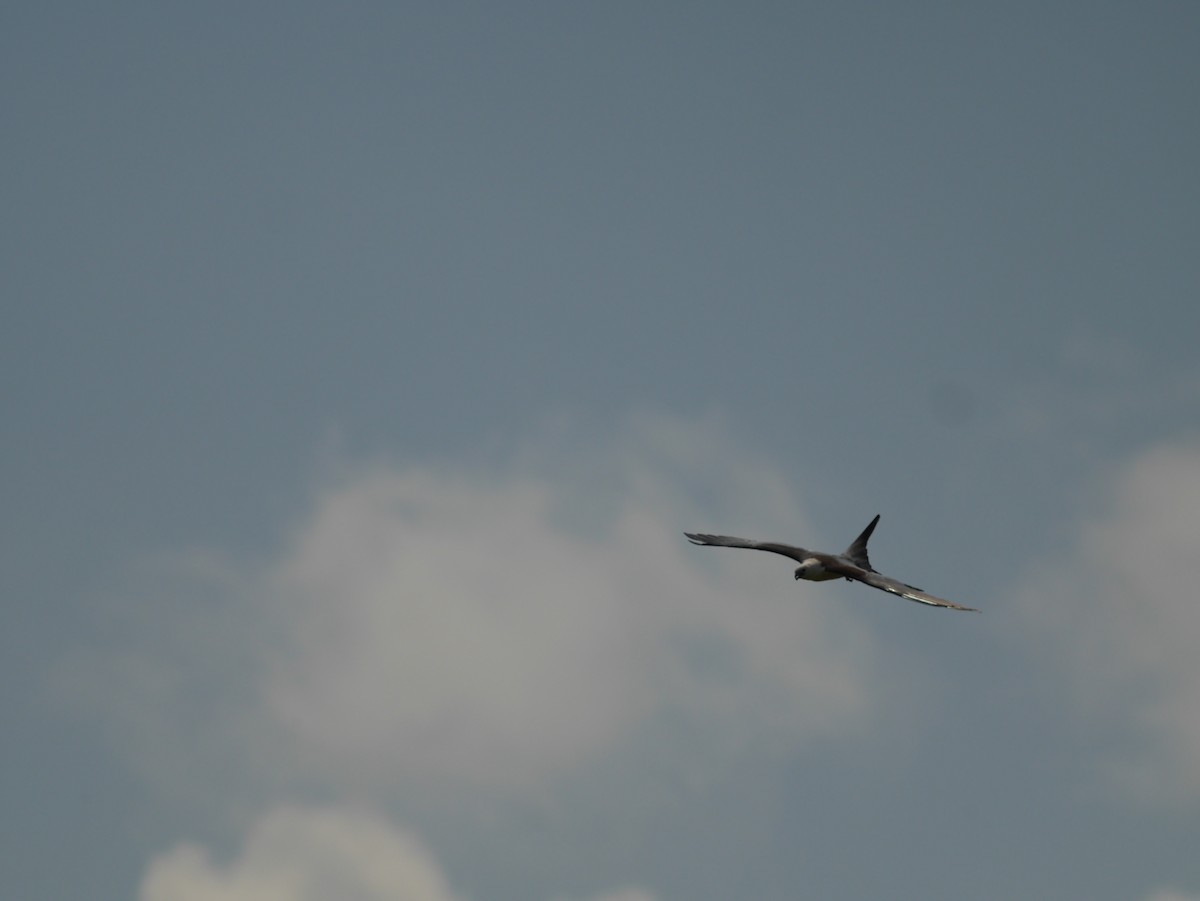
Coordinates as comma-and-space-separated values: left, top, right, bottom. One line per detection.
848, 567, 977, 611
684, 533, 812, 564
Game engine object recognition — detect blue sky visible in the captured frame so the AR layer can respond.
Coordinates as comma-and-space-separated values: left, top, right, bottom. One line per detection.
4, 4, 1200, 900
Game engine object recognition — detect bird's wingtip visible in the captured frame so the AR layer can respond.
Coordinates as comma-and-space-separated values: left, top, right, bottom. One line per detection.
936, 597, 980, 612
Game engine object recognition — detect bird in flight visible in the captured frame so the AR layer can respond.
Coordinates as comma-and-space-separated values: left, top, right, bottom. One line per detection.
685, 515, 977, 611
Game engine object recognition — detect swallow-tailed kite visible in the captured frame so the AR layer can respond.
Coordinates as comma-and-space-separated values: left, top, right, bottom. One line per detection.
685, 515, 976, 611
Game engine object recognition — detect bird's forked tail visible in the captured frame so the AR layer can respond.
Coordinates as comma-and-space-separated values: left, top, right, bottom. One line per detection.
843, 514, 880, 571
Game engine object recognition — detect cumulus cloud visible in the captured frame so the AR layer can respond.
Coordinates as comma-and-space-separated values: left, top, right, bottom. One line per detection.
140, 804, 664, 901
1015, 439, 1200, 799
65, 414, 892, 805
140, 806, 462, 901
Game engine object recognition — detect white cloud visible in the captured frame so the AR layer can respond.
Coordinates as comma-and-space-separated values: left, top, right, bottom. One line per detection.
1015, 438, 1200, 799
261, 467, 666, 790
139, 805, 663, 901
139, 806, 462, 901
66, 414, 893, 803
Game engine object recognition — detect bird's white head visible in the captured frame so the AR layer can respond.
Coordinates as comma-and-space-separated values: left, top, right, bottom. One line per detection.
794, 558, 835, 582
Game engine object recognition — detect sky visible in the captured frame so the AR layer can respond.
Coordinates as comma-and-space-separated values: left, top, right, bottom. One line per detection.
4, 3, 1200, 900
